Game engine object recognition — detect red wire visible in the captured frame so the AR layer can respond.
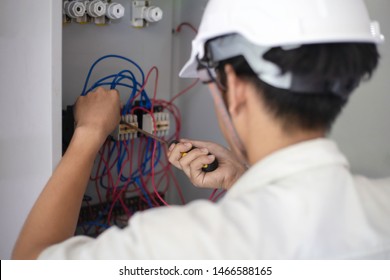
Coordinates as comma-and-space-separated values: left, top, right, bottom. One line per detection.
130, 105, 166, 206
107, 141, 133, 224
151, 135, 169, 206
137, 136, 160, 206
209, 189, 218, 201
169, 79, 200, 104
85, 63, 191, 232
176, 22, 198, 34
168, 167, 186, 204
140, 66, 169, 206
157, 144, 186, 204
116, 141, 134, 217
213, 190, 227, 202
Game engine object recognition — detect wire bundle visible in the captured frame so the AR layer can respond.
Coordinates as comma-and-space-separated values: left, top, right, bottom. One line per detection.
76, 25, 207, 236
77, 55, 190, 236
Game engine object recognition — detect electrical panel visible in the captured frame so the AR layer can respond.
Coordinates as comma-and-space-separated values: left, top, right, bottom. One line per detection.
59, 0, 225, 239
62, 0, 198, 237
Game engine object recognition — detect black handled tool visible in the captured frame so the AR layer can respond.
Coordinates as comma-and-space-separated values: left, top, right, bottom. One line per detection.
169, 140, 219, 172
121, 121, 219, 172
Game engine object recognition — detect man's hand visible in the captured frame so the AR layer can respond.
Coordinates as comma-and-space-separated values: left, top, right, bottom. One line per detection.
74, 87, 121, 145
168, 139, 247, 190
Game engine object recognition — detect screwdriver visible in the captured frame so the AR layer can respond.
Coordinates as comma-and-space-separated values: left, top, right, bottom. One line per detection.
120, 121, 219, 172
169, 140, 219, 172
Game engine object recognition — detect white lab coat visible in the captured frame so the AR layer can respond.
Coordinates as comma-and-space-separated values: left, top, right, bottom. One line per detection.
38, 139, 390, 259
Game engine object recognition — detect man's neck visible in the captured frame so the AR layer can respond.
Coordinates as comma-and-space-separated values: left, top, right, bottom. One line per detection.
243, 94, 326, 165
247, 128, 325, 165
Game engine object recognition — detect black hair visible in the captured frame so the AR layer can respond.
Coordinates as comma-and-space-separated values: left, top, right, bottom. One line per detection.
216, 43, 379, 132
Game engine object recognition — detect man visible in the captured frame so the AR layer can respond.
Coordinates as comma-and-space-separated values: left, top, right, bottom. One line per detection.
12, 0, 390, 259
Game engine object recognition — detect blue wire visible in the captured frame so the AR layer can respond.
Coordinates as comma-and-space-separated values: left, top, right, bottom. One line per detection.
98, 137, 161, 190
119, 139, 161, 183
134, 178, 153, 208
99, 140, 117, 190
112, 71, 140, 113
141, 139, 162, 175
80, 55, 167, 234
88, 74, 118, 91
112, 70, 137, 88
117, 140, 129, 174
87, 82, 135, 94
81, 222, 110, 229
81, 54, 145, 96
85, 72, 151, 114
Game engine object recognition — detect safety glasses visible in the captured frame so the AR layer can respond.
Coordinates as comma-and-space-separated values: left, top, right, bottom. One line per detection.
196, 55, 227, 92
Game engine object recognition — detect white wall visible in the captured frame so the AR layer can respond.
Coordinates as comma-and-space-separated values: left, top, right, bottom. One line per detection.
0, 0, 62, 259
174, 0, 390, 200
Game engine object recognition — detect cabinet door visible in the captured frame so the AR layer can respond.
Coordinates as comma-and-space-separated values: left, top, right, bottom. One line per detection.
0, 0, 62, 259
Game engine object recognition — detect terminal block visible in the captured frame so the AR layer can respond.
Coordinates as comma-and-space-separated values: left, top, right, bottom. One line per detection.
142, 112, 170, 137
112, 114, 138, 141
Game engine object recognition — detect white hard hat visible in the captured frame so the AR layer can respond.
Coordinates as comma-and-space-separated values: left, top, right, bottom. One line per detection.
180, 0, 384, 79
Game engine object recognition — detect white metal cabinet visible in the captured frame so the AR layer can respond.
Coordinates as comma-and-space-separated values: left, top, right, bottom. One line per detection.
0, 0, 62, 259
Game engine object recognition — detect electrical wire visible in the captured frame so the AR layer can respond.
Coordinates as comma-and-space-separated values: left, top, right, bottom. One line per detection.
175, 22, 198, 34
77, 53, 197, 235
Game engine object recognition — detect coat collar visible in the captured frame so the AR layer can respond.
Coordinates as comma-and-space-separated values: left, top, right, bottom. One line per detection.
227, 138, 349, 198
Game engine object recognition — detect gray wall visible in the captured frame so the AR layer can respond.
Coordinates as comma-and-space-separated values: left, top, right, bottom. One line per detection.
332, 0, 390, 177
172, 0, 220, 201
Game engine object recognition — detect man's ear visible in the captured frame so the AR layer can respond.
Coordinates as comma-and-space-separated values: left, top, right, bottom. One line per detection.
225, 64, 247, 116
